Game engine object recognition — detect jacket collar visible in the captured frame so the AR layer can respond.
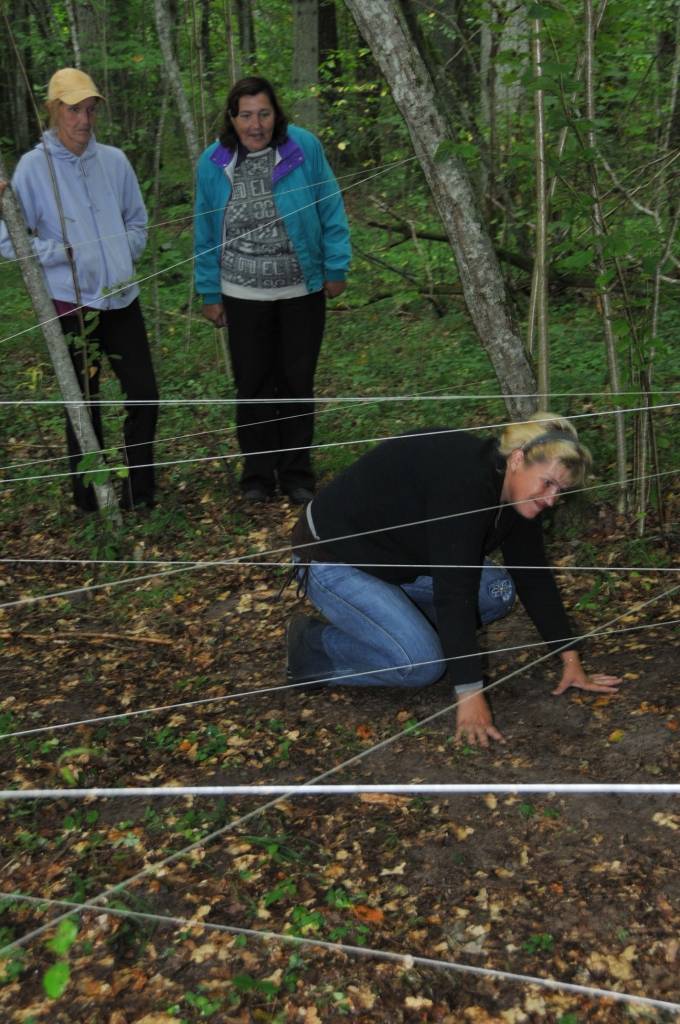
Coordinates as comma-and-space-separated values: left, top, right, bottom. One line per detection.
210, 134, 304, 184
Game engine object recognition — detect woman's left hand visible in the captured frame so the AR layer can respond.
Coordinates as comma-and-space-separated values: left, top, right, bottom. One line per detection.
323, 280, 347, 299
552, 652, 623, 696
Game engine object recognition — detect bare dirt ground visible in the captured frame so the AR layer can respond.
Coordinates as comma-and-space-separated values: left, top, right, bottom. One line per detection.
0, 495, 678, 1023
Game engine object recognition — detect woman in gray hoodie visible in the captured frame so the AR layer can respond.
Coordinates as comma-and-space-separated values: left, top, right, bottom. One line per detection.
0, 68, 158, 511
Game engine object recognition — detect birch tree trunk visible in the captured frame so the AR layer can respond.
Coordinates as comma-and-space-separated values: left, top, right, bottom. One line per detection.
154, 0, 201, 168
292, 0, 320, 131
0, 160, 121, 521
63, 0, 82, 67
345, 0, 536, 419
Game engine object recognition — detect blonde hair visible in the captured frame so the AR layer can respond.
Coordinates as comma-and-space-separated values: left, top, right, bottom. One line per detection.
499, 411, 592, 486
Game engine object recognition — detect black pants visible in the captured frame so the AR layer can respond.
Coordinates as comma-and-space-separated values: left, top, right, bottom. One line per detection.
60, 299, 159, 510
223, 290, 325, 494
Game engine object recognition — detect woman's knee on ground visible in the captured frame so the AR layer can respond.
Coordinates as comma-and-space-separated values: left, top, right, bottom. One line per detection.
380, 631, 445, 688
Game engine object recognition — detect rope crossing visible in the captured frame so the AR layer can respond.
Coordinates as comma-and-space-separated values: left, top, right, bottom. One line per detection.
4, 893, 679, 1015
2, 114, 678, 1013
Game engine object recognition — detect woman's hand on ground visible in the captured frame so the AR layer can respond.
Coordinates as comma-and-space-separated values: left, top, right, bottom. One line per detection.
454, 691, 505, 748
552, 657, 623, 696
201, 302, 226, 327
323, 280, 347, 300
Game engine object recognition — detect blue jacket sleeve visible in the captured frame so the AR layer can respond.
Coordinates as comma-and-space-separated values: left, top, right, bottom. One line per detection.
194, 147, 223, 305
309, 138, 351, 281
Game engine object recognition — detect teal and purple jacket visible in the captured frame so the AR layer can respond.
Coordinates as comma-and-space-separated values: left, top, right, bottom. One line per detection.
193, 124, 350, 304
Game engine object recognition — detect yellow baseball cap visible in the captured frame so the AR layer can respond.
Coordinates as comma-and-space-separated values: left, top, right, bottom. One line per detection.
47, 68, 104, 105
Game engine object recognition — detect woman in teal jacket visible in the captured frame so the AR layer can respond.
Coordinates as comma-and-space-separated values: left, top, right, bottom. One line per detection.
194, 76, 351, 505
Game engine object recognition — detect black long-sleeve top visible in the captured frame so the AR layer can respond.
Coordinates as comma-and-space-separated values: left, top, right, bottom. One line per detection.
310, 429, 575, 689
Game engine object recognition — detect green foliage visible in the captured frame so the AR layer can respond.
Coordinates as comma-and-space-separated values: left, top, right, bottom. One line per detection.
41, 918, 79, 999
42, 960, 70, 999
522, 932, 555, 954
45, 918, 78, 957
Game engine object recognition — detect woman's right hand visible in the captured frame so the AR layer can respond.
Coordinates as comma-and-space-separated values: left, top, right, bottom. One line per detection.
202, 302, 226, 328
454, 691, 506, 748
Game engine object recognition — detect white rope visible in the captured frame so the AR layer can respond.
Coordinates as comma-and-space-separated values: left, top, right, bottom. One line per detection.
0, 156, 417, 269
2, 557, 678, 573
1, 615, 677, 742
4, 579, 676, 956
0, 158, 406, 349
0, 381, 461, 474
0, 384, 674, 479
2, 783, 678, 801
1, 466, 677, 612
2, 403, 678, 485
5, 894, 678, 1014
0, 376, 381, 475
2, 389, 679, 405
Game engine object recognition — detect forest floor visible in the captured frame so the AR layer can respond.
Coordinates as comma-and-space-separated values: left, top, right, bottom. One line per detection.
0, 485, 678, 1024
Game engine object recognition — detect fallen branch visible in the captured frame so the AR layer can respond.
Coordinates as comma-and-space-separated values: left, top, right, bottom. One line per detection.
0, 629, 174, 646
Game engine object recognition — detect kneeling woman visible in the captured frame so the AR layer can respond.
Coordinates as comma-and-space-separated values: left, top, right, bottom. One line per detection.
288, 413, 621, 746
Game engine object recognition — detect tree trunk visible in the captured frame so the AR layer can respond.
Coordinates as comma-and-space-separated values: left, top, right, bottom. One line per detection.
583, 0, 628, 507
235, 0, 256, 72
200, 0, 213, 100
292, 0, 320, 131
344, 0, 537, 419
528, 17, 549, 403
319, 0, 339, 115
63, 0, 82, 66
0, 157, 121, 521
9, 0, 32, 154
154, 0, 201, 168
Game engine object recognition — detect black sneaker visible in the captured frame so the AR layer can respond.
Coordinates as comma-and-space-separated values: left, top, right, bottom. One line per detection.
283, 486, 314, 506
242, 486, 273, 505
286, 613, 328, 691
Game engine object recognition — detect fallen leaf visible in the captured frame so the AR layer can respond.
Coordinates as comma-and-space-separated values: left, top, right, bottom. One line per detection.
134, 1016, 181, 1024
586, 945, 636, 980
353, 904, 384, 923
190, 942, 221, 964
347, 984, 377, 1010
380, 861, 406, 875
359, 792, 409, 808
405, 995, 433, 1009
652, 812, 679, 830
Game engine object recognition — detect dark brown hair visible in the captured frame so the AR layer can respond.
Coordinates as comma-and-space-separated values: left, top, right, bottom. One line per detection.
218, 76, 288, 148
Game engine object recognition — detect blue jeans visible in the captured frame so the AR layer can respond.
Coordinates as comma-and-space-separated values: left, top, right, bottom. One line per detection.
291, 559, 515, 688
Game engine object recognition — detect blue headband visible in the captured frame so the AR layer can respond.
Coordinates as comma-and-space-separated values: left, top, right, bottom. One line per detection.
523, 430, 578, 451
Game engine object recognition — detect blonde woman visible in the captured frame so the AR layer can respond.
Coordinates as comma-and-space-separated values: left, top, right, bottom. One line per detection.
288, 413, 622, 747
